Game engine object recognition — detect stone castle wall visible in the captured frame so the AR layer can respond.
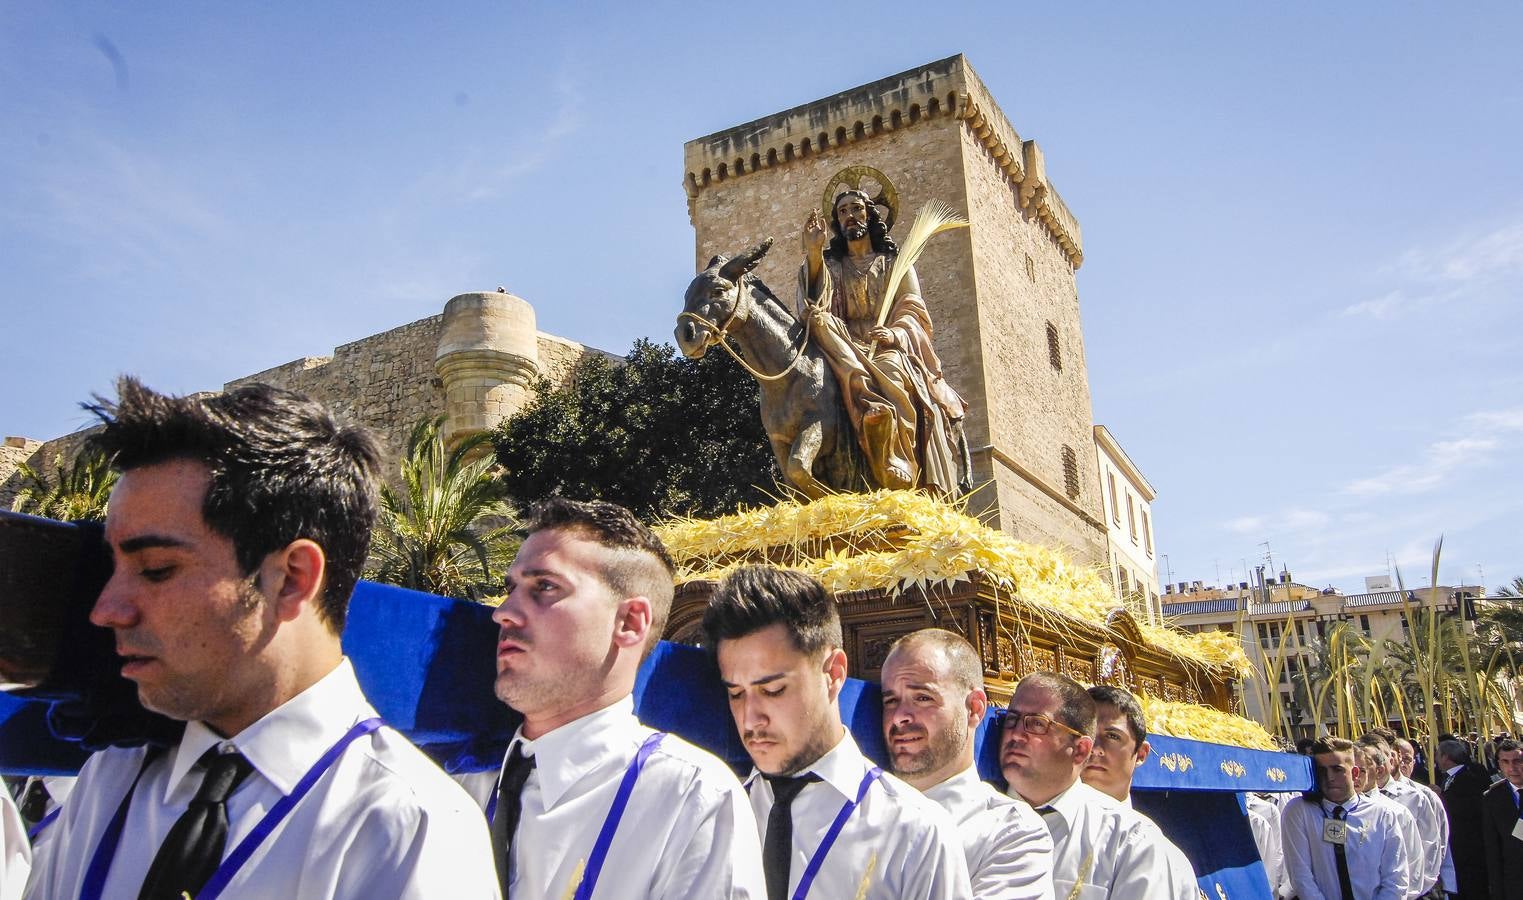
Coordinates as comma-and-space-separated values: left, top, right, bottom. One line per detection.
684, 54, 1106, 565
2, 306, 615, 509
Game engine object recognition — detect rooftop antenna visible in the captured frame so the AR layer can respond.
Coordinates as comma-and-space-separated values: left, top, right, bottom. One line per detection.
1260, 541, 1275, 574
1162, 554, 1173, 586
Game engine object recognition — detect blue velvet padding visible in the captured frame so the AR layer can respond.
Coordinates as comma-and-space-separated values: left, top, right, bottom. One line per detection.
341, 581, 519, 770
1134, 732, 1312, 793
1135, 789, 1274, 900
0, 691, 91, 775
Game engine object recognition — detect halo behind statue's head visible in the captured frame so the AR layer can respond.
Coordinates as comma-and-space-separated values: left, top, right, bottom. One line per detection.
821, 166, 898, 234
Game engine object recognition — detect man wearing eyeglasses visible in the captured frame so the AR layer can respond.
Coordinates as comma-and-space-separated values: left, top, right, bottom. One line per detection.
880, 629, 1054, 900
1000, 672, 1173, 898
1080, 685, 1200, 900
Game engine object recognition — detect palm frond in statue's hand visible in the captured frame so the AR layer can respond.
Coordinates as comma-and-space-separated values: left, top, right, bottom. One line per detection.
876, 200, 969, 329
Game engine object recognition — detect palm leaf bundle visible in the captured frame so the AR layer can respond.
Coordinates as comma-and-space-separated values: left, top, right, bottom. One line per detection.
876, 200, 970, 327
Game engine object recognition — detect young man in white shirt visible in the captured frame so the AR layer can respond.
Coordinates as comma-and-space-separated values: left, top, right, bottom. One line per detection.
26, 378, 496, 899
471, 498, 766, 899
705, 566, 971, 900
1280, 737, 1411, 900
1383, 735, 1448, 896
1354, 741, 1424, 898
880, 628, 1054, 900
1080, 685, 1201, 900
1000, 672, 1173, 898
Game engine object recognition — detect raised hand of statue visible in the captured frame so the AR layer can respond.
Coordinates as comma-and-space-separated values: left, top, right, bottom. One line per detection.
802, 209, 828, 257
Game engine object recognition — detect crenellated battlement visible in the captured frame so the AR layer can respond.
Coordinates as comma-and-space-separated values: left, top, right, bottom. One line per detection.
682, 54, 1082, 267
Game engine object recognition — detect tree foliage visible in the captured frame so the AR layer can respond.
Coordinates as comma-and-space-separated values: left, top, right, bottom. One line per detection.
368, 416, 517, 600
10, 445, 118, 522
494, 339, 780, 521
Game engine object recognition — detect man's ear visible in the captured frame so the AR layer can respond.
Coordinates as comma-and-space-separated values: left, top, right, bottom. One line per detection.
966, 688, 988, 730
1071, 734, 1094, 762
264, 538, 326, 623
1136, 738, 1152, 765
613, 597, 654, 650
823, 648, 848, 701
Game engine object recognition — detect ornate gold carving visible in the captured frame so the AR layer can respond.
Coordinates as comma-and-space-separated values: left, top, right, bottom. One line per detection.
1028, 646, 1057, 674
1096, 643, 1131, 687
1156, 752, 1194, 774
859, 634, 898, 671
821, 166, 899, 232
1162, 680, 1185, 703
995, 635, 1018, 675
1060, 652, 1095, 684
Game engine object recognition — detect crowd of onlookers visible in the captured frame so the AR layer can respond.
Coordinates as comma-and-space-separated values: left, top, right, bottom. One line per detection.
1250, 728, 1523, 899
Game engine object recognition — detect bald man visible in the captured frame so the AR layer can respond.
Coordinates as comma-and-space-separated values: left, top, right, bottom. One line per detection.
881, 629, 1054, 900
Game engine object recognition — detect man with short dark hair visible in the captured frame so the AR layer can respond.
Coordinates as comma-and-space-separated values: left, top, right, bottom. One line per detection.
1281, 737, 1410, 900
1081, 685, 1200, 900
880, 629, 1053, 899
26, 378, 496, 899
1441, 738, 1492, 898
468, 498, 765, 898
705, 566, 969, 899
1480, 738, 1523, 899
1001, 672, 1173, 898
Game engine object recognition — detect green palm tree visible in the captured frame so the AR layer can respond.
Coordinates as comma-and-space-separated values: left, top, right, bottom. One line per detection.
367, 417, 518, 600
10, 446, 118, 522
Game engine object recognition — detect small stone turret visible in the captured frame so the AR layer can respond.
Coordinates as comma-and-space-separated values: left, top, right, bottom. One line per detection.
434, 291, 540, 448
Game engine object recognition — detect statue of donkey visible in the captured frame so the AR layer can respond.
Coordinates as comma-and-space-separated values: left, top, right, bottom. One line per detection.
675, 239, 866, 498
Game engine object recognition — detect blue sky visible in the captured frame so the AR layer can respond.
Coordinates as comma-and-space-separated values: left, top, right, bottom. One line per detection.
3, 3, 1520, 596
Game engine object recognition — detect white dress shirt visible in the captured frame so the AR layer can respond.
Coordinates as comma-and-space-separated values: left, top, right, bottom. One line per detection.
24, 659, 497, 900
744, 731, 971, 899
1245, 793, 1290, 899
1280, 793, 1411, 900
1013, 778, 1175, 899
1366, 788, 1423, 898
1382, 775, 1446, 892
1121, 794, 1200, 900
0, 788, 29, 900
458, 697, 766, 899
923, 766, 1054, 900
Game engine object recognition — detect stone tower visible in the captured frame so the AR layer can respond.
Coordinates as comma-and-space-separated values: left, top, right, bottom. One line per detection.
682, 54, 1107, 565
435, 291, 540, 448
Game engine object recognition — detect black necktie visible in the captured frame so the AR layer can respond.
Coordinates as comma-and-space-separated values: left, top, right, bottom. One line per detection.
1331, 805, 1354, 900
17, 778, 49, 825
491, 743, 537, 894
762, 773, 819, 900
139, 747, 255, 900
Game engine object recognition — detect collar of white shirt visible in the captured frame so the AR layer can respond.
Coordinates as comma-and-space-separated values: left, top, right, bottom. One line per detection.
923, 764, 999, 810
165, 657, 375, 804
743, 728, 869, 804
1320, 794, 1363, 816
510, 696, 640, 810
1037, 777, 1117, 833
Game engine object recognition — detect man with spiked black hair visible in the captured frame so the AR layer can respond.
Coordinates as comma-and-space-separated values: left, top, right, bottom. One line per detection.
26, 377, 497, 899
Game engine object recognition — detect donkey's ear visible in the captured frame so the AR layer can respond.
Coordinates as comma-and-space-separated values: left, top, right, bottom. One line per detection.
704, 255, 725, 272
